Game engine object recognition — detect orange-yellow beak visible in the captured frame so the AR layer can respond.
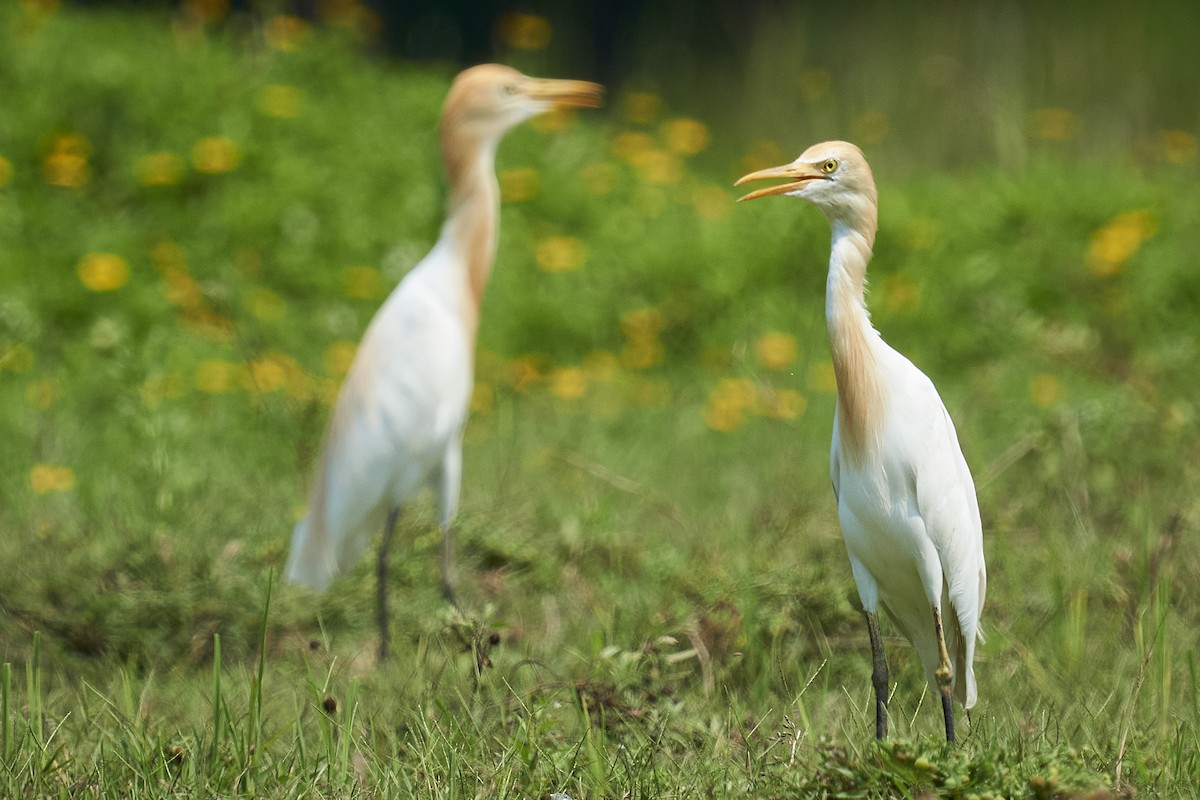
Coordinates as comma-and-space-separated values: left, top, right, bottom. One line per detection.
734, 162, 825, 202
525, 78, 605, 109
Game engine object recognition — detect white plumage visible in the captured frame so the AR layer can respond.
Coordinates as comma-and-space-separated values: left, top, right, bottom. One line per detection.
737, 141, 986, 741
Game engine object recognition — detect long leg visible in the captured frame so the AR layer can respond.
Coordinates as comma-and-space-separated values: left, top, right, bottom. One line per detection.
866, 611, 889, 740
435, 444, 463, 608
377, 507, 400, 661
932, 606, 955, 743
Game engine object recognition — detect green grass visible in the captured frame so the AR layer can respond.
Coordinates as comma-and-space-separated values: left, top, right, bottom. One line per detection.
2, 3, 1199, 797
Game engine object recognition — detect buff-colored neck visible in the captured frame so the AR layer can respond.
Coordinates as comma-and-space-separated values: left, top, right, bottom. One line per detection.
826, 215, 885, 464
439, 129, 500, 338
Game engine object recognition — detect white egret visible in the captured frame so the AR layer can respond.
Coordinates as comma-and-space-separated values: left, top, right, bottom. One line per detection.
736, 142, 986, 741
285, 65, 603, 659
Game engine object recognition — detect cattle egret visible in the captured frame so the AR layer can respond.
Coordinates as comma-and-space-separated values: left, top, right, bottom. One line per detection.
285, 65, 603, 660
736, 142, 986, 742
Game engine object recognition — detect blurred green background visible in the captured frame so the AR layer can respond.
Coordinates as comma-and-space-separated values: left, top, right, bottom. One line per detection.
0, 0, 1198, 796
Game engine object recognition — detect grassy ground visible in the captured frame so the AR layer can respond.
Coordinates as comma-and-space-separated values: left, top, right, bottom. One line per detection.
2, 3, 1199, 797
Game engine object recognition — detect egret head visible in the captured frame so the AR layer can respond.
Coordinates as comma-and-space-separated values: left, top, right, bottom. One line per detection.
440, 64, 603, 146
735, 141, 877, 231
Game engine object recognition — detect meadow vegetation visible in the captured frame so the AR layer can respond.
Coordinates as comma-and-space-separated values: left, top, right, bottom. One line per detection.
1, 2, 1199, 797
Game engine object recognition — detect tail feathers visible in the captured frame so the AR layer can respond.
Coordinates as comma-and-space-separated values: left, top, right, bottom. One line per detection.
284, 516, 338, 592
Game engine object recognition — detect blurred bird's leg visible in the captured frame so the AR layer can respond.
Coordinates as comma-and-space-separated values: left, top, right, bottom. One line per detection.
436, 445, 463, 609
377, 507, 400, 661
866, 611, 889, 739
932, 606, 956, 743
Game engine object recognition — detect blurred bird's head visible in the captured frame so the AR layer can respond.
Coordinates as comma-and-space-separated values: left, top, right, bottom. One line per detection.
440, 64, 603, 154
735, 141, 877, 231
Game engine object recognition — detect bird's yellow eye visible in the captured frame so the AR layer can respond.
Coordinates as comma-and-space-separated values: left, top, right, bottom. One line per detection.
822, 158, 839, 174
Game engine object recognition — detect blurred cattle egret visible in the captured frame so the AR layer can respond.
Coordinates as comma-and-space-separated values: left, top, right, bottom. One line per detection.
285, 65, 603, 659
736, 142, 986, 741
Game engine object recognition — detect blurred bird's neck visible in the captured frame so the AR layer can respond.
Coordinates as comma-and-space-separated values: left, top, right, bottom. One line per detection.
826, 221, 884, 463
441, 136, 500, 335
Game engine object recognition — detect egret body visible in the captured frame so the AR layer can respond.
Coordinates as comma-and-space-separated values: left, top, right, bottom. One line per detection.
285, 65, 603, 659
736, 142, 986, 741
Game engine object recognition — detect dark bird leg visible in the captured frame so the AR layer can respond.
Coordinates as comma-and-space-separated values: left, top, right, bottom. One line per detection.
932, 606, 956, 743
866, 611, 889, 740
377, 507, 400, 661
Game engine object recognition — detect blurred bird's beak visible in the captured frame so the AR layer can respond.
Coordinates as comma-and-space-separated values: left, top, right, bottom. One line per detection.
735, 163, 824, 202
525, 78, 605, 109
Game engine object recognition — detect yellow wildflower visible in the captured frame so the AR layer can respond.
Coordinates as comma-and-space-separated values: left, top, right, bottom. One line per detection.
691, 183, 730, 221
620, 307, 664, 340
26, 378, 57, 410
661, 118, 709, 156
192, 136, 241, 174
499, 167, 539, 202
583, 350, 619, 382
1, 343, 35, 373
44, 134, 90, 187
30, 464, 74, 494
754, 331, 798, 371
765, 389, 807, 420
549, 367, 587, 400
579, 162, 620, 195
264, 14, 308, 51
629, 148, 682, 184
531, 107, 576, 133
1162, 130, 1197, 165
470, 381, 494, 413
248, 287, 286, 322
536, 236, 587, 272
1087, 210, 1157, 276
612, 131, 655, 162
508, 355, 546, 391
807, 360, 838, 392
196, 359, 239, 393
0, 155, 12, 187
245, 352, 307, 397
704, 378, 759, 432
140, 372, 186, 406
258, 84, 304, 118
78, 252, 130, 292
135, 151, 185, 186
497, 12, 551, 50
621, 91, 663, 124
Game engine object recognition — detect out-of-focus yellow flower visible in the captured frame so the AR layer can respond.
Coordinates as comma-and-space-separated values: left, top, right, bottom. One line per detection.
621, 338, 664, 370
497, 12, 551, 50
1162, 130, 1198, 165
196, 359, 239, 393
621, 92, 663, 124
0, 155, 12, 188
150, 240, 187, 270
140, 372, 186, 406
629, 148, 682, 184
264, 14, 308, 51
343, 265, 383, 299
499, 167, 539, 202
325, 340, 357, 378
536, 235, 587, 272
248, 287, 286, 322
799, 69, 832, 103
21, 0, 60, 21
691, 184, 730, 221
1029, 373, 1062, 407
319, 0, 380, 37
181, 0, 228, 24
246, 352, 309, 397
258, 83, 304, 118
620, 307, 664, 340
764, 388, 807, 420
135, 151, 185, 186
661, 118, 709, 156
583, 349, 619, 382
704, 377, 759, 432
508, 355, 546, 391
882, 273, 921, 314
1087, 210, 1157, 276
192, 136, 241, 174
26, 378, 57, 410
579, 162, 620, 195
469, 381, 493, 413
78, 252, 130, 292
1, 343, 35, 373
30, 464, 74, 494
44, 134, 90, 187
852, 111, 890, 145
612, 131, 655, 162
549, 366, 587, 400
739, 140, 785, 176
620, 308, 665, 369
754, 331, 798, 371
530, 107, 576, 133
1035, 108, 1078, 141
807, 360, 838, 392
